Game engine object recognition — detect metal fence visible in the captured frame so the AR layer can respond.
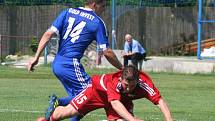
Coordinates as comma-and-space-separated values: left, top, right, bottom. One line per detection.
0, 35, 35, 61
1, 1, 215, 62
0, 0, 199, 6
0, 0, 80, 6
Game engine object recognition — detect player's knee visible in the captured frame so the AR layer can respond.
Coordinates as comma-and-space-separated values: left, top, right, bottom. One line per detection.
64, 104, 79, 117
52, 105, 77, 120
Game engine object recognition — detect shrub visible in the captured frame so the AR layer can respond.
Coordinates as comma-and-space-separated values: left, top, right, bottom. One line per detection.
29, 37, 38, 53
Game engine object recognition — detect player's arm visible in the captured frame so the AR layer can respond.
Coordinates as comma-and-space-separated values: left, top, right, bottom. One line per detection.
157, 98, 173, 121
28, 9, 66, 72
110, 100, 143, 121
137, 72, 172, 121
127, 42, 139, 56
107, 80, 142, 121
28, 30, 54, 72
103, 48, 123, 70
126, 51, 136, 56
96, 19, 123, 70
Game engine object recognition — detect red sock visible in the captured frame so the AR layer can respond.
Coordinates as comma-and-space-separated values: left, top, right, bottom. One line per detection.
50, 115, 55, 121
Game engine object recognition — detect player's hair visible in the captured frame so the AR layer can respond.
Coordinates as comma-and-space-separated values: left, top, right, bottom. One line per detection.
85, 0, 106, 5
121, 65, 139, 83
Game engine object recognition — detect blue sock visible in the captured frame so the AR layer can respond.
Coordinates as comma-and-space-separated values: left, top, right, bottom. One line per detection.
58, 96, 73, 106
70, 116, 81, 121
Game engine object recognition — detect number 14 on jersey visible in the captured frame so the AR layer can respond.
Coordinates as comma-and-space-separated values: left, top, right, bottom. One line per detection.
63, 17, 86, 43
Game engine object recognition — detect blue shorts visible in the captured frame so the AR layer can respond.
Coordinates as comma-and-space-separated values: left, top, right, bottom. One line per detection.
52, 55, 91, 97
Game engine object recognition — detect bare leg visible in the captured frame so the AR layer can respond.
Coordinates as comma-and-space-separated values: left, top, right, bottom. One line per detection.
51, 104, 80, 121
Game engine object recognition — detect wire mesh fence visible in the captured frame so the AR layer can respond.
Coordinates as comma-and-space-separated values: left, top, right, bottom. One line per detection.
1, 1, 215, 63
0, 0, 82, 6
0, 35, 35, 61
0, 0, 199, 6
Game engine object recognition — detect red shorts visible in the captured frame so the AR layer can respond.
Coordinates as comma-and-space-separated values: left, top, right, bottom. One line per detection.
70, 84, 105, 115
70, 84, 134, 120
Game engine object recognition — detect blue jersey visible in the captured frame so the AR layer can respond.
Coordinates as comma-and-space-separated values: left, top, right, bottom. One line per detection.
49, 7, 110, 59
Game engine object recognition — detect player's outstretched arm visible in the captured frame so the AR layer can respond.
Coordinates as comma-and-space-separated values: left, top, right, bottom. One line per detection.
27, 30, 54, 72
111, 100, 143, 121
157, 98, 173, 121
103, 48, 123, 70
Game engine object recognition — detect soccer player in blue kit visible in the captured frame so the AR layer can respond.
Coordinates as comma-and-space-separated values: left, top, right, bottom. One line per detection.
28, 0, 123, 120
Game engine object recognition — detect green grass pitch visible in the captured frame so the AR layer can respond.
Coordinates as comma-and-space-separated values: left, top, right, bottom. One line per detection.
0, 65, 215, 121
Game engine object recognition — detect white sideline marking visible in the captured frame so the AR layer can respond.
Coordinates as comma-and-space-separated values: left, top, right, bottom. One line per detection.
0, 109, 183, 121
0, 109, 42, 113
0, 109, 106, 117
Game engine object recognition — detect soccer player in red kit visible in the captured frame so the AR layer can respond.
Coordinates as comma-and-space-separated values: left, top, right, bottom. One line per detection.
104, 68, 173, 121
38, 65, 172, 121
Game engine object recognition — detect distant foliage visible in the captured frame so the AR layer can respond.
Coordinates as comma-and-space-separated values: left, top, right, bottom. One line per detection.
29, 37, 38, 53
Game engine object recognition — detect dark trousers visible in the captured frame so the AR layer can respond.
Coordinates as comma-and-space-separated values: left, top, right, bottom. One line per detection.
123, 53, 146, 68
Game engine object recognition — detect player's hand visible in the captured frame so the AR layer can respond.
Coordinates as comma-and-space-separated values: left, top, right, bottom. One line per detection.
27, 58, 38, 72
121, 51, 127, 57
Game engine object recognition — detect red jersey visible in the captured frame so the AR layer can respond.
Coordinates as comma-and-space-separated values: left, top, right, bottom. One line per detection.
91, 71, 161, 104
70, 71, 123, 116
70, 71, 161, 119
121, 71, 161, 105
91, 71, 124, 102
